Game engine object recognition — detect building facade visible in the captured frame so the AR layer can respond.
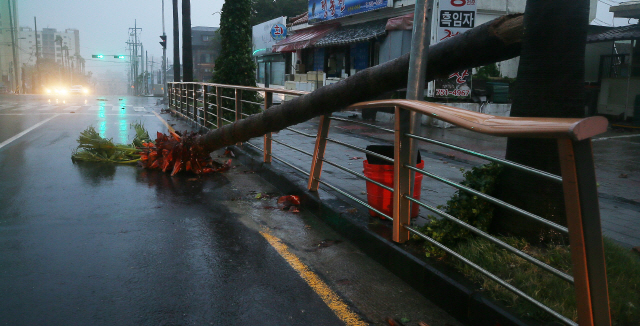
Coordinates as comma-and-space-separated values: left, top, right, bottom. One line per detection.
191, 26, 219, 82
0, 0, 20, 91
18, 27, 80, 66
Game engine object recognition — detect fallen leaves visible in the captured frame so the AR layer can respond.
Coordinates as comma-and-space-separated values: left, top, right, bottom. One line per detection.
278, 195, 301, 213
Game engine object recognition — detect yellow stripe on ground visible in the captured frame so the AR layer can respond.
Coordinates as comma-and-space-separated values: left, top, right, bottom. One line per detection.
152, 110, 177, 134
260, 231, 367, 326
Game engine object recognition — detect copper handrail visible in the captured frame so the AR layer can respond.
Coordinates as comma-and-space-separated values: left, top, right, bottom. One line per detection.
347, 99, 608, 141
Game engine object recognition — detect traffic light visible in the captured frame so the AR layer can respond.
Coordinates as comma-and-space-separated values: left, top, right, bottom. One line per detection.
159, 35, 167, 49
92, 54, 104, 59
114, 55, 126, 59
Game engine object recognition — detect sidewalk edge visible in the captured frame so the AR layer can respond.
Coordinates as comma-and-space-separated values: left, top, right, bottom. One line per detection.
233, 144, 537, 326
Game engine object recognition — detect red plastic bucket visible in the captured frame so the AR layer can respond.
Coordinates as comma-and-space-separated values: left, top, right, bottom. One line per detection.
362, 160, 424, 219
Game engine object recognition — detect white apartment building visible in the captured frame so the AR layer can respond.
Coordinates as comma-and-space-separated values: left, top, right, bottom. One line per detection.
18, 27, 80, 66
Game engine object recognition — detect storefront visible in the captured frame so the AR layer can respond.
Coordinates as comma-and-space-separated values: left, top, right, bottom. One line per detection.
252, 17, 290, 86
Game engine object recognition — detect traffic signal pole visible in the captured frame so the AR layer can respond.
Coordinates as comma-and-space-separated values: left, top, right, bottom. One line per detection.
162, 0, 167, 102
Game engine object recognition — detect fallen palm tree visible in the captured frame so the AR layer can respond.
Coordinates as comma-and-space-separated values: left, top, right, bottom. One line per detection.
194, 14, 524, 153
72, 123, 229, 176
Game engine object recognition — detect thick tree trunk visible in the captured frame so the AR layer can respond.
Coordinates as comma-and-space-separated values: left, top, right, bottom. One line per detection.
490, 1, 591, 243
196, 15, 524, 153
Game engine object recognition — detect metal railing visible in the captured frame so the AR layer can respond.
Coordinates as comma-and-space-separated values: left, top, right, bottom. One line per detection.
167, 82, 611, 326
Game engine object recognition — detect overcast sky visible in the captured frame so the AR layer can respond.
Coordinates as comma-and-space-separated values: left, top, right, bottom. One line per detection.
18, 0, 638, 79
19, 0, 225, 79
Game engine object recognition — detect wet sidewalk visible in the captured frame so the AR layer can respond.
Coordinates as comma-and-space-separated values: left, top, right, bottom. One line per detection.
244, 111, 640, 249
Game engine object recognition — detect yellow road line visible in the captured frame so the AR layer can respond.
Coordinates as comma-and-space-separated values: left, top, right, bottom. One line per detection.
260, 231, 367, 326
152, 110, 177, 134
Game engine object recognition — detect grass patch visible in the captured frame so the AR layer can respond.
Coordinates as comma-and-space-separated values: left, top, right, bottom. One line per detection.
451, 237, 640, 325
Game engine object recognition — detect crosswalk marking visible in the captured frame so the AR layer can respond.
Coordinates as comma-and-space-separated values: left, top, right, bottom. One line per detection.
38, 105, 57, 111
64, 106, 81, 111
133, 107, 146, 112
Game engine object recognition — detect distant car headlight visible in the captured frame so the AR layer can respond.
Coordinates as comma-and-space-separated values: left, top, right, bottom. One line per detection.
60, 89, 67, 95
83, 89, 89, 94
45, 89, 52, 94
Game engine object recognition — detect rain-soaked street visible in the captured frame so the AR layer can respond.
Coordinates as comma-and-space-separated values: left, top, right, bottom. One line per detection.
0, 94, 462, 326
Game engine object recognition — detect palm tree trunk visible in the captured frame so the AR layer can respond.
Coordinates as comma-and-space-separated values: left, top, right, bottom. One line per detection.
195, 15, 524, 153
490, 1, 591, 243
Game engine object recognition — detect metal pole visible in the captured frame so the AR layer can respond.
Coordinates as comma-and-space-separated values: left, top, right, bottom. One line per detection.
172, 0, 181, 82
162, 0, 168, 102
182, 0, 193, 82
394, 0, 433, 241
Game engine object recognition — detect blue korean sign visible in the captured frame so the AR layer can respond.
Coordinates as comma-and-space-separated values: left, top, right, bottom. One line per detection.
270, 23, 287, 41
308, 0, 390, 23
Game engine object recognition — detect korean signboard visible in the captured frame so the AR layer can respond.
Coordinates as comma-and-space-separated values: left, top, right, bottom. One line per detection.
270, 23, 287, 41
308, 0, 391, 24
252, 17, 287, 57
434, 0, 476, 99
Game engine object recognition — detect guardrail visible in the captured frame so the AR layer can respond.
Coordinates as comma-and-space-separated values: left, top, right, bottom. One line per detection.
168, 82, 611, 326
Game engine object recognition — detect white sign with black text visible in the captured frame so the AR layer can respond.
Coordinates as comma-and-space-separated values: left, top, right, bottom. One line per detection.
434, 0, 477, 99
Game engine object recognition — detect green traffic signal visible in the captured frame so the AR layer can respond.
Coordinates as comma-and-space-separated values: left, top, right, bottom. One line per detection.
114, 55, 126, 59
92, 54, 104, 59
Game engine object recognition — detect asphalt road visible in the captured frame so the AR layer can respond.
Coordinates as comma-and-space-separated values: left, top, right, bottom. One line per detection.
0, 95, 462, 326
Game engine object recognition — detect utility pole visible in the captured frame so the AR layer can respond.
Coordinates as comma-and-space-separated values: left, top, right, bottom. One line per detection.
135, 20, 138, 95
145, 50, 149, 95
182, 0, 193, 82
128, 21, 142, 95
8, 0, 19, 93
172, 0, 180, 82
34, 17, 40, 94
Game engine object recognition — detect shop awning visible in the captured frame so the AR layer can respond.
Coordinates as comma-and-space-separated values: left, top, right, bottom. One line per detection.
587, 24, 640, 43
386, 13, 414, 31
272, 24, 338, 53
314, 19, 388, 48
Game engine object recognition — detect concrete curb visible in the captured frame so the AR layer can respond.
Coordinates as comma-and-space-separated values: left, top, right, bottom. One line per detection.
233, 143, 538, 326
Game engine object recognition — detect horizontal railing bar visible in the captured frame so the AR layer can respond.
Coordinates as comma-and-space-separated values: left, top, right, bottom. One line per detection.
330, 117, 394, 133
271, 139, 314, 157
220, 95, 234, 100
245, 141, 263, 152
406, 134, 562, 183
405, 165, 568, 234
241, 100, 262, 106
404, 224, 576, 326
348, 99, 607, 141
285, 127, 316, 138
241, 113, 251, 117
316, 178, 393, 220
205, 121, 217, 128
221, 117, 233, 124
169, 82, 309, 97
321, 158, 393, 192
271, 155, 311, 176
222, 107, 235, 113
326, 137, 394, 164
404, 196, 574, 283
